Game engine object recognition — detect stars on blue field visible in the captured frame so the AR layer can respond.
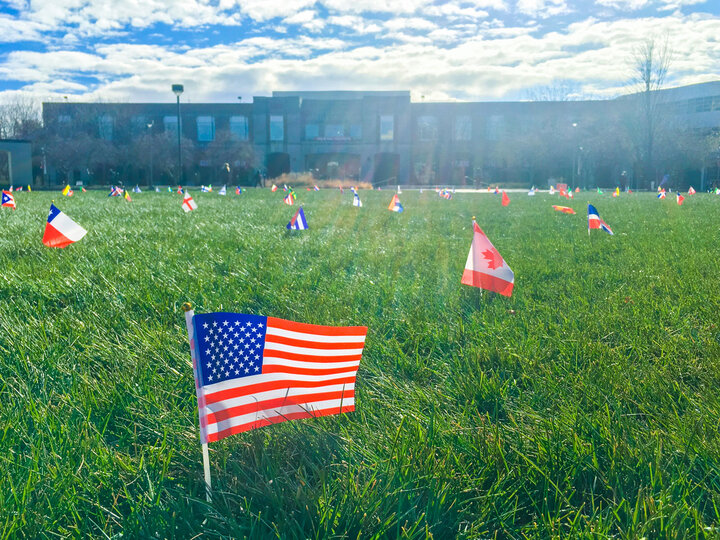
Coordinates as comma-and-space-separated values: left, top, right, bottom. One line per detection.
193, 313, 268, 387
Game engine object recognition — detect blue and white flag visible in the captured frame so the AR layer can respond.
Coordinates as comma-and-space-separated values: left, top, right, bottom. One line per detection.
287, 207, 308, 230
353, 193, 362, 207
218, 185, 227, 196
132, 185, 142, 193
201, 185, 211, 193
155, 186, 160, 192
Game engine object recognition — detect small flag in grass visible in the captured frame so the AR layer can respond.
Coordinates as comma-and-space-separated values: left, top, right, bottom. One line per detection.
658, 191, 666, 199
588, 204, 613, 235
353, 192, 362, 207
182, 193, 198, 212
218, 185, 227, 196
271, 184, 278, 192
185, 311, 367, 442
2, 190, 16, 209
501, 191, 510, 206
62, 184, 71, 196
688, 186, 696, 195
42, 204, 87, 248
283, 193, 294, 205
388, 194, 403, 212
124, 189, 132, 202
133, 185, 142, 193
552, 205, 575, 214
235, 186, 242, 195
677, 193, 684, 205
286, 207, 308, 230
461, 219, 514, 297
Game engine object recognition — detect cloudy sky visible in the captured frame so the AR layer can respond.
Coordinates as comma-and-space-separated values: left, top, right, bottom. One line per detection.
0, 0, 718, 103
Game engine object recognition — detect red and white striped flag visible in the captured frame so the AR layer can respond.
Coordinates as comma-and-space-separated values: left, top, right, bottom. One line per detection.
186, 312, 367, 443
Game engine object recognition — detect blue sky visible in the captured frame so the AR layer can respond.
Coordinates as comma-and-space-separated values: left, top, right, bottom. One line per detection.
0, 0, 718, 103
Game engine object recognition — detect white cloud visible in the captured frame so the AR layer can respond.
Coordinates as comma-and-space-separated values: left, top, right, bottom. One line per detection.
516, 0, 571, 18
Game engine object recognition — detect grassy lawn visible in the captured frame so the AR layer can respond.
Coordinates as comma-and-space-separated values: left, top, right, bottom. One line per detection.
1, 189, 719, 538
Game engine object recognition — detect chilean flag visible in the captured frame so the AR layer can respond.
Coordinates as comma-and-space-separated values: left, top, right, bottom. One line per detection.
388, 194, 403, 212
42, 204, 87, 248
2, 190, 16, 209
461, 220, 514, 297
587, 204, 613, 235
286, 207, 308, 230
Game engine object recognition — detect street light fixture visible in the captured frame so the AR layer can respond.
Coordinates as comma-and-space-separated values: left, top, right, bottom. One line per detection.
147, 121, 154, 186
172, 84, 184, 184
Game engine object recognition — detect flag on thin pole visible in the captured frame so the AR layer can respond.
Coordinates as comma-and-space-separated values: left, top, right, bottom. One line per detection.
461, 218, 514, 297
124, 189, 132, 202
283, 193, 294, 205
2, 190, 16, 209
388, 194, 403, 212
62, 184, 71, 196
185, 308, 367, 443
42, 204, 87, 247
353, 192, 362, 207
688, 186, 696, 195
218, 185, 227, 196
235, 186, 242, 195
286, 206, 308, 230
552, 205, 575, 214
677, 193, 684, 205
271, 184, 278, 192
587, 204, 613, 235
133, 185, 142, 193
657, 191, 666, 199
501, 191, 510, 206
182, 192, 198, 212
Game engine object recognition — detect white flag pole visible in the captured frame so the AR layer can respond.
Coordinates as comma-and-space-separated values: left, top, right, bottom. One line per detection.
182, 302, 212, 502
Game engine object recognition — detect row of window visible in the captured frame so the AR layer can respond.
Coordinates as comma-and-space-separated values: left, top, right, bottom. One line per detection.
666, 95, 720, 115
62, 113, 503, 143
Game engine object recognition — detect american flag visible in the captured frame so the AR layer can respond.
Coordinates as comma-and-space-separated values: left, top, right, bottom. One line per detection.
189, 312, 367, 443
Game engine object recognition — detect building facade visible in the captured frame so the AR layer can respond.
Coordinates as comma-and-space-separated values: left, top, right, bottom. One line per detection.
41, 81, 720, 188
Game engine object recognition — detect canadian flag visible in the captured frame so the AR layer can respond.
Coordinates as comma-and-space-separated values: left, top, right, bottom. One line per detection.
42, 204, 87, 248
461, 220, 514, 297
182, 193, 198, 212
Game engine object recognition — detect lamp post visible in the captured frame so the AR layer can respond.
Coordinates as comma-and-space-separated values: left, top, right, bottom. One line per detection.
571, 122, 578, 187
172, 84, 184, 184
147, 121, 154, 186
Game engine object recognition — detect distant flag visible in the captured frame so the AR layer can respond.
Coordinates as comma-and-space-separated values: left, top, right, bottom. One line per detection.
613, 187, 620, 197
314, 185, 320, 191
353, 192, 362, 207
283, 193, 294, 205
81, 187, 86, 193
2, 190, 16, 209
549, 186, 555, 195
597, 187, 603, 194
133, 185, 142, 193
552, 205, 575, 214
419, 188, 423, 194
155, 187, 161, 192
109, 186, 122, 197
494, 186, 499, 194
201, 185, 210, 193
439, 189, 452, 199
461, 219, 514, 297
716, 188, 720, 195
15, 186, 22, 191
677, 193, 684, 205
182, 192, 198, 212
339, 186, 344, 193
218, 185, 227, 196
306, 187, 311, 191
528, 187, 536, 196
350, 186, 357, 195
657, 191, 666, 199
286, 206, 309, 230
177, 186, 183, 194
168, 186, 173, 193
183, 308, 367, 444
62, 184, 71, 196
42, 204, 87, 248
124, 189, 132, 202
388, 194, 403, 212
397, 185, 402, 194
27, 185, 31, 192
568, 190, 574, 199
283, 184, 288, 192
235, 186, 242, 195
271, 184, 278, 192
587, 204, 613, 235
9, 185, 13, 192
501, 191, 510, 206
575, 187, 580, 192
688, 186, 696, 195
67, 189, 74, 197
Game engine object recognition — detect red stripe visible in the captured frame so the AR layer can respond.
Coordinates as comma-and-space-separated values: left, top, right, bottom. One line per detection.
461, 269, 513, 297
262, 348, 363, 363
262, 364, 358, 376
42, 223, 73, 248
207, 405, 356, 442
267, 317, 367, 337
265, 334, 364, 350
204, 375, 356, 405
205, 389, 355, 425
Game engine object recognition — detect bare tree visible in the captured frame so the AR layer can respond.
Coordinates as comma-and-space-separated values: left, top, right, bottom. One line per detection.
0, 95, 42, 139
524, 80, 582, 102
628, 36, 673, 187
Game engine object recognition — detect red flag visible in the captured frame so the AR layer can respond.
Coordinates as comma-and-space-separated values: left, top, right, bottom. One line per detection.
552, 205, 575, 214
501, 191, 510, 206
677, 193, 684, 205
461, 220, 514, 297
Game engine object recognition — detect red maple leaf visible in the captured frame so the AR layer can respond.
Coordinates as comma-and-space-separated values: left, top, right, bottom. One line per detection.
482, 248, 503, 270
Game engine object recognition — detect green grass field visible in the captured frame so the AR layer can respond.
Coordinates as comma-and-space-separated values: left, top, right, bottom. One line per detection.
1, 189, 719, 538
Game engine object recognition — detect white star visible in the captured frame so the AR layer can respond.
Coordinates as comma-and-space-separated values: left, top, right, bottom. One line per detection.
254, 354, 260, 360
239, 338, 245, 343
239, 362, 245, 368
208, 375, 213, 381
204, 336, 210, 342
250, 338, 256, 343
223, 346, 228, 351
249, 361, 254, 367
208, 328, 214, 335
233, 332, 239, 337
203, 322, 209, 329
258, 323, 264, 328
244, 355, 249, 361
254, 366, 259, 372
234, 369, 240, 375
245, 332, 251, 337
234, 344, 239, 350
215, 360, 220, 367
245, 344, 250, 349
224, 358, 229, 364
245, 322, 252, 327
228, 351, 234, 358
211, 354, 216, 360
212, 321, 218, 327
234, 321, 241, 326
255, 343, 261, 349
206, 362, 212, 368
245, 368, 250, 373
212, 367, 217, 373
228, 338, 234, 344
205, 349, 211, 355
223, 321, 229, 326
219, 352, 224, 358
